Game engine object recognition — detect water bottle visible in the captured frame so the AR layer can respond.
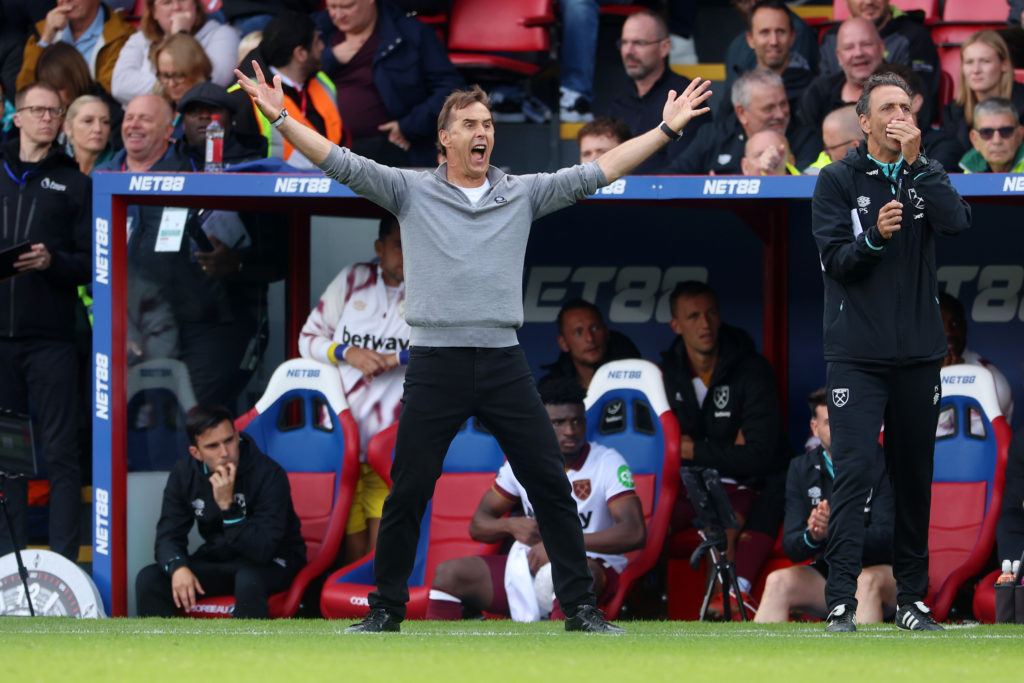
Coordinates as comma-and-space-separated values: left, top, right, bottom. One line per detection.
997, 559, 1015, 585
205, 115, 224, 172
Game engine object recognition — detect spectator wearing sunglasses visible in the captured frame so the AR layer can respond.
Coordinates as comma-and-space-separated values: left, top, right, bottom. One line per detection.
959, 98, 1024, 173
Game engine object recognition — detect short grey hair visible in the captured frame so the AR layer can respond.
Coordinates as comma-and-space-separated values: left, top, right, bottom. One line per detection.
731, 68, 785, 109
973, 97, 1019, 125
855, 73, 911, 117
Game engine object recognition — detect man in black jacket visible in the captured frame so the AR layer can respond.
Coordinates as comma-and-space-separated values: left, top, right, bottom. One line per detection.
136, 405, 306, 618
811, 72, 971, 632
539, 299, 640, 392
660, 281, 791, 619
755, 388, 895, 624
0, 81, 90, 562
604, 9, 708, 173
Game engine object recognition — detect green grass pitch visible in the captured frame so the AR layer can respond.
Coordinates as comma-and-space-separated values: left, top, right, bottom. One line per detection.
2, 619, 1023, 682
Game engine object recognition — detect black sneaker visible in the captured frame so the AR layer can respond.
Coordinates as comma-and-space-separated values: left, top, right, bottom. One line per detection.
345, 607, 401, 633
564, 605, 625, 633
895, 601, 944, 631
825, 604, 857, 632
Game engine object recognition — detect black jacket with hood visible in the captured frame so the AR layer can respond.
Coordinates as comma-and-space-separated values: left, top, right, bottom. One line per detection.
811, 142, 971, 365
660, 323, 791, 486
154, 432, 307, 577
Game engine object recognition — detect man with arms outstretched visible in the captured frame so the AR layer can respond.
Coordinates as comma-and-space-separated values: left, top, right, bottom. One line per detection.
235, 62, 711, 633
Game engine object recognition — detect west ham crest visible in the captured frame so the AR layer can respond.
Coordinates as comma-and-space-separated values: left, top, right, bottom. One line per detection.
832, 387, 849, 408
713, 386, 730, 410
572, 479, 592, 501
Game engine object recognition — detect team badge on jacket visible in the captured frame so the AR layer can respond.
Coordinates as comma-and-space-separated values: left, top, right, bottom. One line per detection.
713, 386, 730, 410
832, 387, 849, 407
808, 486, 822, 505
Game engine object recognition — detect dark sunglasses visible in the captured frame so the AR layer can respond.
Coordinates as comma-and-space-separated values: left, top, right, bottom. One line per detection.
976, 126, 1017, 140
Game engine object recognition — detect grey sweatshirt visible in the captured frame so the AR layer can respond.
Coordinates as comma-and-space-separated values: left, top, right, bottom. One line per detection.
318, 146, 608, 347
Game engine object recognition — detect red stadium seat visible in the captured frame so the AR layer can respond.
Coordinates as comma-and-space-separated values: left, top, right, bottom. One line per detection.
833, 0, 939, 22
937, 44, 962, 103
446, 0, 556, 76
942, 0, 1010, 22
1016, 68, 1024, 85
320, 417, 506, 620
583, 360, 680, 619
599, 4, 646, 17
924, 364, 1011, 622
972, 568, 1001, 622
930, 23, 1004, 46
187, 359, 360, 619
938, 68, 955, 111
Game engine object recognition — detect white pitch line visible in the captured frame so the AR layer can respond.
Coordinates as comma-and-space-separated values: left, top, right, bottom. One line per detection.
0, 626, 1018, 640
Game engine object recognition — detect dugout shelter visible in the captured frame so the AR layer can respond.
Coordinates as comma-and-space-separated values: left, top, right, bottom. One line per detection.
91, 170, 1024, 616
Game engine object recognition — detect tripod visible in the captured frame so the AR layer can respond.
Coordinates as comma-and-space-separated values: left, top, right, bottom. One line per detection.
680, 467, 748, 622
690, 526, 747, 622
0, 474, 35, 616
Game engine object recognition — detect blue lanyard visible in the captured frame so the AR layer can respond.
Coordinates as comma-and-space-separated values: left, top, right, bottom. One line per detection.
3, 159, 39, 186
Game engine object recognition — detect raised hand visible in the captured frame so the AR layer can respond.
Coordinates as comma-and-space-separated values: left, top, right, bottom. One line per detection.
886, 118, 921, 166
233, 61, 285, 121
662, 77, 713, 134
209, 462, 237, 511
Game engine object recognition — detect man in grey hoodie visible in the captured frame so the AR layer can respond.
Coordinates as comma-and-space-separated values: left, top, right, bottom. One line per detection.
235, 62, 711, 633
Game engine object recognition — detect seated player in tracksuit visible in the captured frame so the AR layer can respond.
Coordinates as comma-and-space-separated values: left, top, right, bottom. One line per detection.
755, 388, 896, 624
425, 378, 646, 621
135, 405, 307, 618
660, 280, 792, 619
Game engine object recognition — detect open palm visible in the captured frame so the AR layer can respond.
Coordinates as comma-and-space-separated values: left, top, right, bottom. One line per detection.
662, 77, 712, 132
233, 60, 284, 120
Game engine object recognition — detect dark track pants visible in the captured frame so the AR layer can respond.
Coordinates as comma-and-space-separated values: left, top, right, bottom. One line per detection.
824, 360, 942, 611
135, 558, 294, 618
0, 338, 81, 561
368, 346, 596, 619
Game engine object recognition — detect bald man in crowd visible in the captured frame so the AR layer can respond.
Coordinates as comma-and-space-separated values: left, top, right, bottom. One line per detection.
741, 129, 798, 175
805, 105, 863, 174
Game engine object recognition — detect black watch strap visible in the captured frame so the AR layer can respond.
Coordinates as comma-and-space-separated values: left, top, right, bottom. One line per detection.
659, 121, 682, 141
270, 108, 289, 129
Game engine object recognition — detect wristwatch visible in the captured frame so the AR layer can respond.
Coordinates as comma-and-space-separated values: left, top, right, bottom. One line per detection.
270, 108, 289, 129
907, 154, 928, 172
659, 121, 682, 141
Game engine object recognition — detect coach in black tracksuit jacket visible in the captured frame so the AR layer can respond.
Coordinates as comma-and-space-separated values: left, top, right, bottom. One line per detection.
136, 423, 306, 618
811, 74, 971, 622
0, 103, 91, 562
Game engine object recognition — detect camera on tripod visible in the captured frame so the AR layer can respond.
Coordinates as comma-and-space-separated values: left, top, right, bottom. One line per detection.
679, 466, 747, 621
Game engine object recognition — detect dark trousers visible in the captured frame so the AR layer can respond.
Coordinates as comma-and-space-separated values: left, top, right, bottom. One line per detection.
824, 360, 942, 611
179, 318, 262, 410
135, 557, 294, 618
0, 338, 81, 561
369, 346, 596, 619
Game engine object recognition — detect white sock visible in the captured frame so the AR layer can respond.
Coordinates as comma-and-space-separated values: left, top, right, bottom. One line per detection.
429, 589, 461, 603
